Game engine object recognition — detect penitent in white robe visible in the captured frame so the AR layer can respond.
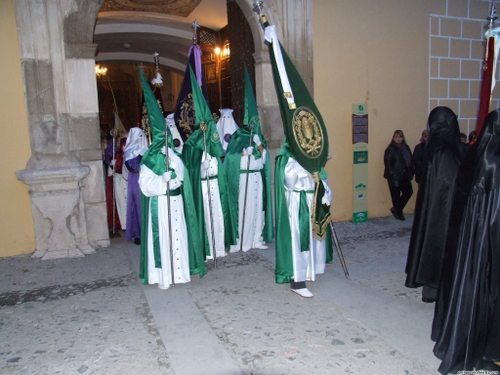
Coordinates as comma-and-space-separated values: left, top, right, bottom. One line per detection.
283, 157, 326, 282
200, 151, 226, 259
138, 153, 190, 290
113, 167, 128, 230
230, 150, 267, 252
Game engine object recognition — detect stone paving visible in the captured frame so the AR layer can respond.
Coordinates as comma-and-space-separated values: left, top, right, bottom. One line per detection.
0, 215, 449, 375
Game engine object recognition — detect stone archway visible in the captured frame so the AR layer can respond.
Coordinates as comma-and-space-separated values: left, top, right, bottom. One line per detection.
233, 0, 314, 151
13, 0, 314, 259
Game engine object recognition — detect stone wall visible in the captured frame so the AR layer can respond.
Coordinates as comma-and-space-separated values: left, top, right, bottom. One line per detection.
429, 0, 499, 134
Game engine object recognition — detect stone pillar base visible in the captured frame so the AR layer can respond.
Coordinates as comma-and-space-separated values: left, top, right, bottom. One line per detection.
31, 243, 96, 260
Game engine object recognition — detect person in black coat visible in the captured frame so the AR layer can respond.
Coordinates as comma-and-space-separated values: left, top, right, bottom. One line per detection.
412, 129, 429, 184
405, 106, 465, 303
431, 108, 500, 374
384, 129, 414, 221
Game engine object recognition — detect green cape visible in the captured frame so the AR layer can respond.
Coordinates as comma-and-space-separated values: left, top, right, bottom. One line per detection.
181, 66, 237, 256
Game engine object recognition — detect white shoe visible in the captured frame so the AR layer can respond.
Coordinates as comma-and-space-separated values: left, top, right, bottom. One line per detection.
291, 288, 313, 298
253, 243, 268, 249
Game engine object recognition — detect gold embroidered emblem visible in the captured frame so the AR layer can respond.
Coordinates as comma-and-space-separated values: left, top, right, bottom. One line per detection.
292, 107, 323, 158
211, 131, 221, 143
179, 93, 194, 138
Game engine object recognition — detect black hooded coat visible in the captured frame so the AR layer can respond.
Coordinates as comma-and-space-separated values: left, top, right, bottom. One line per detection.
431, 109, 500, 374
405, 107, 465, 289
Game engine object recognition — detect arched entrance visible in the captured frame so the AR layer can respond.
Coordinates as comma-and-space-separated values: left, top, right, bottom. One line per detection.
13, 0, 313, 258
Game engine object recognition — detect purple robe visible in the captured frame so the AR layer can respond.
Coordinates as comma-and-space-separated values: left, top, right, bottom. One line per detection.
125, 155, 142, 242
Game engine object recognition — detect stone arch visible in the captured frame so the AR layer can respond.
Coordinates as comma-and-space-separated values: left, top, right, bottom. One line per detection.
241, 0, 313, 150
64, 0, 105, 58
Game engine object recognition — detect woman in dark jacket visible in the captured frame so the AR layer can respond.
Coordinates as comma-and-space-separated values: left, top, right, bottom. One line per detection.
384, 129, 414, 221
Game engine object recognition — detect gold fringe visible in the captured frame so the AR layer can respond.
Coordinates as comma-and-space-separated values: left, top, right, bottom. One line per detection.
312, 211, 331, 241
310, 179, 331, 241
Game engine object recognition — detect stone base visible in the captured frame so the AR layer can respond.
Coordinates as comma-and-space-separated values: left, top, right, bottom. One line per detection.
31, 247, 86, 260
78, 244, 96, 255
92, 239, 111, 249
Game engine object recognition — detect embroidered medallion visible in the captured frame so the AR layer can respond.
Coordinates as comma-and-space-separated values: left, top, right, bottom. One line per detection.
211, 131, 221, 144
292, 107, 324, 159
179, 93, 194, 138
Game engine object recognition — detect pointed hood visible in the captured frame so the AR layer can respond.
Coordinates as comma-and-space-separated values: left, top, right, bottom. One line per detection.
216, 108, 239, 153
184, 65, 223, 157
243, 64, 261, 134
113, 111, 127, 138
124, 127, 149, 162
166, 113, 184, 154
138, 67, 173, 174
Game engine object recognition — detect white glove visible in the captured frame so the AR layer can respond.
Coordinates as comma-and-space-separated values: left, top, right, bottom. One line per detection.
321, 180, 332, 205
244, 146, 254, 156
110, 159, 116, 167
253, 134, 261, 146
162, 171, 172, 183
161, 146, 166, 155
202, 159, 211, 170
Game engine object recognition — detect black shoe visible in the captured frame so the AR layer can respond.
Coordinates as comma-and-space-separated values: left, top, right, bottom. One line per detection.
134, 238, 141, 245
422, 297, 435, 303
397, 211, 405, 221
390, 207, 398, 219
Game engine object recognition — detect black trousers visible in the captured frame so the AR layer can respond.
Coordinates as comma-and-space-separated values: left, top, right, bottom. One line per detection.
388, 179, 413, 213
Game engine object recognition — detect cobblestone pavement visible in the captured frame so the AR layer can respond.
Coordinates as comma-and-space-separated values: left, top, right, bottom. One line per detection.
0, 215, 446, 375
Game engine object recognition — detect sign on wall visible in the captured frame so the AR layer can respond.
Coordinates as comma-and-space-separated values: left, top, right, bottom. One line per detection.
352, 104, 368, 223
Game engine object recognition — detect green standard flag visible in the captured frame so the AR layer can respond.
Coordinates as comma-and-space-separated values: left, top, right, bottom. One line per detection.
263, 23, 331, 239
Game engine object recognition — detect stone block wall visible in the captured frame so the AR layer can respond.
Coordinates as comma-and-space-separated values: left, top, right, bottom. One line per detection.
430, 0, 500, 134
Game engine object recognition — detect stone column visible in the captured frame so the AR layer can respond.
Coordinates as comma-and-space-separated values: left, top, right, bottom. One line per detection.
240, 0, 314, 156
14, 0, 108, 259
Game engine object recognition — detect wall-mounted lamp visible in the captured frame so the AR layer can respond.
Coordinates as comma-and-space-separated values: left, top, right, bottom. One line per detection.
95, 65, 107, 78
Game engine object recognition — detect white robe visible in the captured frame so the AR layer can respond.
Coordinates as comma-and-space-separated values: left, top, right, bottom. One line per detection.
138, 153, 190, 290
283, 158, 326, 282
230, 150, 266, 252
113, 167, 128, 230
200, 151, 226, 259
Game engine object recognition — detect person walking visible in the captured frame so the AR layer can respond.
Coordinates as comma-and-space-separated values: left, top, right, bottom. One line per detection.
124, 127, 149, 245
432, 108, 500, 373
224, 66, 273, 253
138, 67, 206, 290
181, 66, 236, 262
383, 130, 414, 220
405, 106, 465, 303
274, 139, 333, 298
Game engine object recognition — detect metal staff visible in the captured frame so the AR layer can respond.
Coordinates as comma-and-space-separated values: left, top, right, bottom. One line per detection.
110, 128, 118, 237
329, 221, 350, 279
201, 122, 218, 268
239, 122, 255, 251
164, 131, 176, 288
